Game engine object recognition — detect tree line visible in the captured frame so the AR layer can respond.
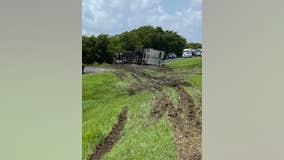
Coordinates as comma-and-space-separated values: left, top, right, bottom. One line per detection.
82, 26, 202, 64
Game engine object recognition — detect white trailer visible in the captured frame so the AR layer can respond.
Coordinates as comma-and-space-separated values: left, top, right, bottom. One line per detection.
114, 48, 165, 66
142, 48, 165, 66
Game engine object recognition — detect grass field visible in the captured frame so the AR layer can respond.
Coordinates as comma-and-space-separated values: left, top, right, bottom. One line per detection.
82, 57, 202, 160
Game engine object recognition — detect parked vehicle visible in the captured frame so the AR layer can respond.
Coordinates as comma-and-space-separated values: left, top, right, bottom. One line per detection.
182, 48, 193, 58
192, 49, 202, 56
165, 53, 177, 59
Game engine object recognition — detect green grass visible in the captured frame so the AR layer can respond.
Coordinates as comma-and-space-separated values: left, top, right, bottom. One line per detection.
85, 63, 111, 67
82, 72, 129, 160
164, 57, 202, 121
164, 57, 202, 70
102, 92, 175, 160
164, 87, 180, 106
164, 57, 202, 90
82, 57, 202, 160
82, 73, 175, 160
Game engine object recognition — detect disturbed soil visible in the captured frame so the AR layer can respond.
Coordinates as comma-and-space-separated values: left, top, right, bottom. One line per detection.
117, 64, 201, 160
90, 64, 201, 160
89, 108, 128, 160
150, 87, 201, 160
169, 87, 202, 160
115, 64, 191, 95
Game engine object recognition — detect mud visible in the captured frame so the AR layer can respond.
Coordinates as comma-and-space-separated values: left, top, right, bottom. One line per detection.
149, 87, 201, 160
143, 65, 173, 72
150, 95, 174, 121
89, 108, 128, 160
128, 84, 162, 96
116, 64, 192, 95
169, 87, 202, 160
129, 72, 143, 83
114, 71, 127, 80
108, 64, 201, 159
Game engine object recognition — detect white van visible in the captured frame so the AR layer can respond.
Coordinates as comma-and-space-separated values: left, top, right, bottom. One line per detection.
182, 48, 193, 58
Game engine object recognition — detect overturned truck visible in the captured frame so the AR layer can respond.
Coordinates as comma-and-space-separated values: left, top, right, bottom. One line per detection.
114, 48, 165, 66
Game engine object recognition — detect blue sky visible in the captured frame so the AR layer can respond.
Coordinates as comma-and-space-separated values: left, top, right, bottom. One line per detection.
82, 0, 202, 43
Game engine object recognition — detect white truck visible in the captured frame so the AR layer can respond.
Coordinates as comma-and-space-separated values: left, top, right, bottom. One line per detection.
182, 48, 193, 58
142, 48, 165, 66
114, 48, 165, 66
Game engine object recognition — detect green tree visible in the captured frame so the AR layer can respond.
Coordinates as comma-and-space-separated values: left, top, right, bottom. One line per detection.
185, 42, 202, 49
108, 35, 123, 54
119, 31, 143, 51
162, 30, 186, 56
82, 25, 193, 64
82, 35, 97, 64
95, 34, 111, 64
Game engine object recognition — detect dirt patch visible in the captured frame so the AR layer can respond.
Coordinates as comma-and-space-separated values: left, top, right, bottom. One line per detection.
127, 82, 163, 96
89, 108, 128, 160
126, 77, 191, 96
130, 72, 143, 83
143, 65, 173, 72
114, 71, 128, 80
150, 95, 174, 121
117, 64, 191, 95
168, 87, 201, 160
115, 64, 201, 159
148, 87, 201, 160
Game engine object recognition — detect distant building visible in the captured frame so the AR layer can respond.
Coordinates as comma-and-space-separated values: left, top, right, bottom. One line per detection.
114, 48, 165, 66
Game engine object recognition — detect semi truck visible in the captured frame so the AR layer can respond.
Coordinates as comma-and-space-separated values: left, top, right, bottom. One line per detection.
114, 48, 165, 66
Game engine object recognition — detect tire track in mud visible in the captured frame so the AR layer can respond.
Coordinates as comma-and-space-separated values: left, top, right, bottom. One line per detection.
114, 64, 201, 160
169, 87, 201, 160
150, 87, 201, 160
115, 64, 191, 95
150, 95, 174, 125
89, 108, 128, 160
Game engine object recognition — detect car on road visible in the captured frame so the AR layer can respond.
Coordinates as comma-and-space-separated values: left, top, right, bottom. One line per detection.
165, 53, 177, 59
182, 49, 193, 58
192, 49, 202, 56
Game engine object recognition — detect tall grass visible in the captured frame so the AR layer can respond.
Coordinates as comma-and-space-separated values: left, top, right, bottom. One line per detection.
83, 57, 202, 160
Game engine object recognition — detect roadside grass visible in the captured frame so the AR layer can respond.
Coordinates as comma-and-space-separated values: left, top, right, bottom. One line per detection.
82, 72, 130, 160
83, 57, 202, 160
83, 73, 175, 160
140, 67, 168, 79
164, 87, 180, 106
164, 57, 202, 91
164, 57, 201, 70
84, 63, 111, 67
103, 91, 176, 160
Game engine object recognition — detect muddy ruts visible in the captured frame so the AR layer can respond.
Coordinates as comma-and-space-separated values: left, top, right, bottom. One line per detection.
169, 87, 201, 160
115, 64, 192, 95
89, 108, 128, 160
114, 64, 201, 159
150, 87, 201, 160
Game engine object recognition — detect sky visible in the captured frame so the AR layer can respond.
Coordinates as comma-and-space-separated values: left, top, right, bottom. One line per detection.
82, 0, 202, 43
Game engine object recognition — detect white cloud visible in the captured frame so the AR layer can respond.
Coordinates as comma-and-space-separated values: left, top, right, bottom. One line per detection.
82, 0, 202, 42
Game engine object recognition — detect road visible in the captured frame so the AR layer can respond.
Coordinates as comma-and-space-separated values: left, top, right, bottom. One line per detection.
83, 67, 115, 74
83, 57, 194, 74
